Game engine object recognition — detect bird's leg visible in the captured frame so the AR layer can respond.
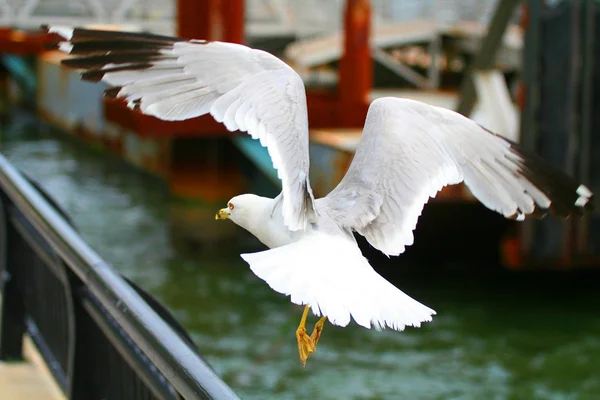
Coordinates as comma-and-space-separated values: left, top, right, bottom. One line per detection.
310, 315, 327, 348
296, 305, 327, 366
296, 305, 315, 366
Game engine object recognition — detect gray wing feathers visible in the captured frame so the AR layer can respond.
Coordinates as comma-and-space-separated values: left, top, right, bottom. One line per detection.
320, 97, 592, 257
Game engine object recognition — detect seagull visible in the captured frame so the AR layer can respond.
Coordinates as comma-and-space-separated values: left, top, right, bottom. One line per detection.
47, 26, 594, 366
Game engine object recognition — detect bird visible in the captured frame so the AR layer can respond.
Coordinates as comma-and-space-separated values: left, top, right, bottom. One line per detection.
46, 25, 594, 366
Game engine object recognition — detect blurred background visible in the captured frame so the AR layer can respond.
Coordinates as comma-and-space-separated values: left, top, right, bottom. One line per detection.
0, 0, 599, 399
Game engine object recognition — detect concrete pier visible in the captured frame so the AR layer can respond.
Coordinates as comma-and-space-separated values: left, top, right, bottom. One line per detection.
0, 337, 64, 400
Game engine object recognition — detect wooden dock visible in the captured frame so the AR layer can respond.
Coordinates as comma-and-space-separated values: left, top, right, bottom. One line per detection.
0, 337, 64, 400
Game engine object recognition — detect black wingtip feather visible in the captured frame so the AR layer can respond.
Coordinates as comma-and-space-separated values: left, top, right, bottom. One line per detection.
69, 28, 182, 43
131, 98, 141, 111
104, 87, 122, 98
61, 51, 163, 69
477, 124, 593, 220
65, 39, 174, 54
43, 41, 59, 51
80, 62, 154, 82
509, 145, 593, 219
42, 25, 182, 43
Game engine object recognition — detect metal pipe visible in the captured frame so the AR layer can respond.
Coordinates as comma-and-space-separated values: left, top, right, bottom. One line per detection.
222, 0, 245, 44
177, 0, 216, 40
456, 0, 521, 117
339, 0, 372, 124
177, 0, 244, 43
0, 154, 239, 400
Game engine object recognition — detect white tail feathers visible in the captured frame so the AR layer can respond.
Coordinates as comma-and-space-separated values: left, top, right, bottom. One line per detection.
241, 233, 436, 330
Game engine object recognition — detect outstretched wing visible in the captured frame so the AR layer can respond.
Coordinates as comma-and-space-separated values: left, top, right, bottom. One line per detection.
47, 26, 316, 231
318, 97, 594, 257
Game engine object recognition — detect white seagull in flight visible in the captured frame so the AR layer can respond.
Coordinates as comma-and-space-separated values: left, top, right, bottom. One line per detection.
47, 26, 594, 366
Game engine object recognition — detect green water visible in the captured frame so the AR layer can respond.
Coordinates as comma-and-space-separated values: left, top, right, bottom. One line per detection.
1, 114, 599, 400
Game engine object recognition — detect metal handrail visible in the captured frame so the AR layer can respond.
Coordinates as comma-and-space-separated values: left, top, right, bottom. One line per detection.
0, 153, 239, 400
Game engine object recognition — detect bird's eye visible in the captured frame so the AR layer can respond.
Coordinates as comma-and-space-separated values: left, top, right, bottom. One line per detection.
228, 202, 234, 210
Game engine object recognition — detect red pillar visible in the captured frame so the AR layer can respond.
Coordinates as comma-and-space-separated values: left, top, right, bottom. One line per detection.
221, 0, 245, 44
338, 0, 372, 126
177, 0, 215, 40
177, 0, 244, 43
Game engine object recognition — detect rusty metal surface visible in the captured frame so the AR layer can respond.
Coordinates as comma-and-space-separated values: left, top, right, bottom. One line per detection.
177, 0, 244, 42
0, 28, 50, 55
339, 0, 372, 126
38, 52, 106, 135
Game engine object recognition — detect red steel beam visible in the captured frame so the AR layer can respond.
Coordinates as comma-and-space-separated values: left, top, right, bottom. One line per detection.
337, 0, 372, 127
177, 0, 244, 43
221, 0, 245, 44
177, 0, 217, 40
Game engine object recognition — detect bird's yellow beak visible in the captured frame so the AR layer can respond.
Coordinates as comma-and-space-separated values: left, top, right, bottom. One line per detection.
215, 208, 230, 220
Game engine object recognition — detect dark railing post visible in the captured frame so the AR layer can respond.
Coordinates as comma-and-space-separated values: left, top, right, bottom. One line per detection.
68, 280, 99, 400
0, 194, 26, 360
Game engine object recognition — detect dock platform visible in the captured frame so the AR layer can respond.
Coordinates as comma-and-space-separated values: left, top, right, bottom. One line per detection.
0, 337, 64, 400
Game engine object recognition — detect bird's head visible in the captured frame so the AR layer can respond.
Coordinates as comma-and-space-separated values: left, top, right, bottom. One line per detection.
215, 194, 265, 228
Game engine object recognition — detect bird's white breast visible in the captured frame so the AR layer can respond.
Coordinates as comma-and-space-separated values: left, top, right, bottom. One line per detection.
250, 210, 307, 249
